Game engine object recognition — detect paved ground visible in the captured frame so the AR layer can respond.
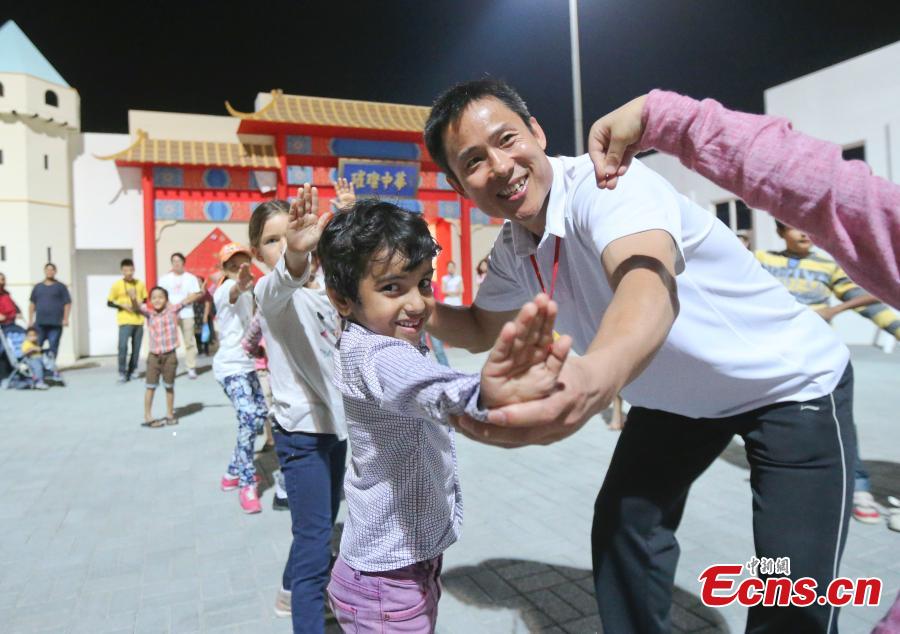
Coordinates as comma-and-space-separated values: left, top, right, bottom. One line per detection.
1, 345, 897, 633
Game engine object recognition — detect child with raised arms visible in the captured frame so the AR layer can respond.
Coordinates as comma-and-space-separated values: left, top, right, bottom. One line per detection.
128, 285, 202, 427
248, 180, 355, 632
213, 242, 269, 514
317, 198, 571, 633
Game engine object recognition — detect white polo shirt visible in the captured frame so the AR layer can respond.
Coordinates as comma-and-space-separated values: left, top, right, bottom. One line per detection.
158, 271, 200, 319
254, 254, 347, 438
475, 155, 849, 419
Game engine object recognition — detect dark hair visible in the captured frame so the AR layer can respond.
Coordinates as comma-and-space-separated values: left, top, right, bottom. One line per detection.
170, 252, 186, 263
249, 199, 291, 249
424, 78, 533, 178
26, 326, 38, 335
120, 258, 135, 268
318, 199, 440, 304
774, 221, 787, 232
44, 262, 56, 270
149, 286, 169, 300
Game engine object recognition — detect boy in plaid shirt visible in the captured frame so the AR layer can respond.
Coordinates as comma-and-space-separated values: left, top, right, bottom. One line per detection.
130, 286, 202, 427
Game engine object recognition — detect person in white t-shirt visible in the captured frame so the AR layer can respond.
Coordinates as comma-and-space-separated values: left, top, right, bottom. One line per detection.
158, 252, 201, 378
213, 242, 268, 515
440, 261, 464, 306
423, 79, 855, 633
249, 185, 349, 629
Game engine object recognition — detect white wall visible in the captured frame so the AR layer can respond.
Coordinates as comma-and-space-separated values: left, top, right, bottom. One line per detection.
72, 134, 144, 270
128, 110, 271, 146
765, 40, 900, 183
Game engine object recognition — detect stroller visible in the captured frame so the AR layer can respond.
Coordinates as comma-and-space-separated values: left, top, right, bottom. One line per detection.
1, 324, 59, 390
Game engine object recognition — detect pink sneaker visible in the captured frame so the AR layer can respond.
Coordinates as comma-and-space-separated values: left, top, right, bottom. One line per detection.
220, 473, 260, 491
239, 485, 262, 514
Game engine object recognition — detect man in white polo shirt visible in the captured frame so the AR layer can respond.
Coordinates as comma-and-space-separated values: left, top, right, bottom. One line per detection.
158, 252, 201, 379
424, 79, 854, 633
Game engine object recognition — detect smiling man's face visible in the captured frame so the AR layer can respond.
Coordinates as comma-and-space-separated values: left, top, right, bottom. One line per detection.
442, 97, 554, 236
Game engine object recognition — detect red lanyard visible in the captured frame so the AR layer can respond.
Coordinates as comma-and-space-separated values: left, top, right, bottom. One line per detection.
529, 236, 561, 300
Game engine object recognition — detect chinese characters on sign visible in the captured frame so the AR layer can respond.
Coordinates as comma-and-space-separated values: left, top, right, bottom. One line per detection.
339, 159, 419, 198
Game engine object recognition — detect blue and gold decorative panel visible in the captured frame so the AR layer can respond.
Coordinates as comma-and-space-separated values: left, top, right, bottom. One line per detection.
329, 138, 420, 161
394, 199, 424, 214
435, 172, 455, 191
286, 135, 313, 155
155, 200, 184, 220
153, 167, 183, 188
204, 201, 232, 221
287, 166, 315, 185
471, 207, 493, 225
339, 159, 419, 198
203, 168, 231, 189
438, 201, 460, 219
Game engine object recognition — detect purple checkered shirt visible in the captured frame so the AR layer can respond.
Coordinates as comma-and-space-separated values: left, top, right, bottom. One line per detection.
139, 303, 184, 355
333, 322, 487, 572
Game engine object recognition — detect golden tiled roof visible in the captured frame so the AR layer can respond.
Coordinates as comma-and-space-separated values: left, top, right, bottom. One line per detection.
96, 130, 280, 169
226, 90, 430, 132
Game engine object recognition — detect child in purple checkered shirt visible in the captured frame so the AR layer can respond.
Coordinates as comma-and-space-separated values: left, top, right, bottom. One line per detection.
317, 199, 571, 633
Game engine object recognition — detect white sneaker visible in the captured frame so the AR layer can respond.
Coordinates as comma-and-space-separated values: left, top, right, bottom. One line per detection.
274, 587, 292, 618
852, 491, 882, 524
188, 369, 197, 380
887, 496, 900, 533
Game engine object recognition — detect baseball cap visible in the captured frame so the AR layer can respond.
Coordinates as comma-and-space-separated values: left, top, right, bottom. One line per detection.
218, 242, 252, 265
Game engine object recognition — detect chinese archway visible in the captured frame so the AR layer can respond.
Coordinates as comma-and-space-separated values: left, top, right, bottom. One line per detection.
103, 90, 502, 302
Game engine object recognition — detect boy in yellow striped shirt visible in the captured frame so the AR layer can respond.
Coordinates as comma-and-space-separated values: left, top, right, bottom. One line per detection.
756, 221, 899, 526
757, 223, 900, 336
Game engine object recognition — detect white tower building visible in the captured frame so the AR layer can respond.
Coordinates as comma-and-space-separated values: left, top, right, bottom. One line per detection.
0, 20, 80, 362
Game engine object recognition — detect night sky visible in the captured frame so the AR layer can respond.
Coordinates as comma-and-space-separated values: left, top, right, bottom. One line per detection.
6, 1, 900, 155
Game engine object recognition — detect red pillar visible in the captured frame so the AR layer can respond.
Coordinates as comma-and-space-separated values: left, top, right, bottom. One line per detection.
276, 134, 288, 199
459, 196, 473, 305
435, 219, 452, 296
141, 166, 157, 289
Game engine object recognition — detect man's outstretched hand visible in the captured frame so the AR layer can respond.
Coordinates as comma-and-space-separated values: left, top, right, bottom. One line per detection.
587, 94, 647, 190
479, 293, 571, 409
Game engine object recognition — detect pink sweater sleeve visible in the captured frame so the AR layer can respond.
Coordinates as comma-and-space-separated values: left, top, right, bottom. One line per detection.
641, 89, 900, 306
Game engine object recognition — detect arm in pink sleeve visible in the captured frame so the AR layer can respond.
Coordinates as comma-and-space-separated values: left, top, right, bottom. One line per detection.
641, 89, 900, 306
241, 313, 264, 358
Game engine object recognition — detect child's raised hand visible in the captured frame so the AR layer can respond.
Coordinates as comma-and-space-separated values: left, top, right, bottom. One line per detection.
287, 183, 332, 254
479, 294, 572, 409
331, 177, 356, 211
236, 263, 254, 292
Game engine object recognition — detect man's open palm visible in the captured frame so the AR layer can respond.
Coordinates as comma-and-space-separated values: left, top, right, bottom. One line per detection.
480, 294, 571, 408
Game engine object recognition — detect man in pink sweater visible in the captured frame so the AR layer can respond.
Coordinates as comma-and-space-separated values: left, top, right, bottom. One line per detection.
588, 90, 899, 634
588, 90, 899, 307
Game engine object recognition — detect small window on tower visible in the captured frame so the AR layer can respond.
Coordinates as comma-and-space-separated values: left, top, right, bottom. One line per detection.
45, 90, 58, 107
44, 154, 49, 170
0, 81, 4, 97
